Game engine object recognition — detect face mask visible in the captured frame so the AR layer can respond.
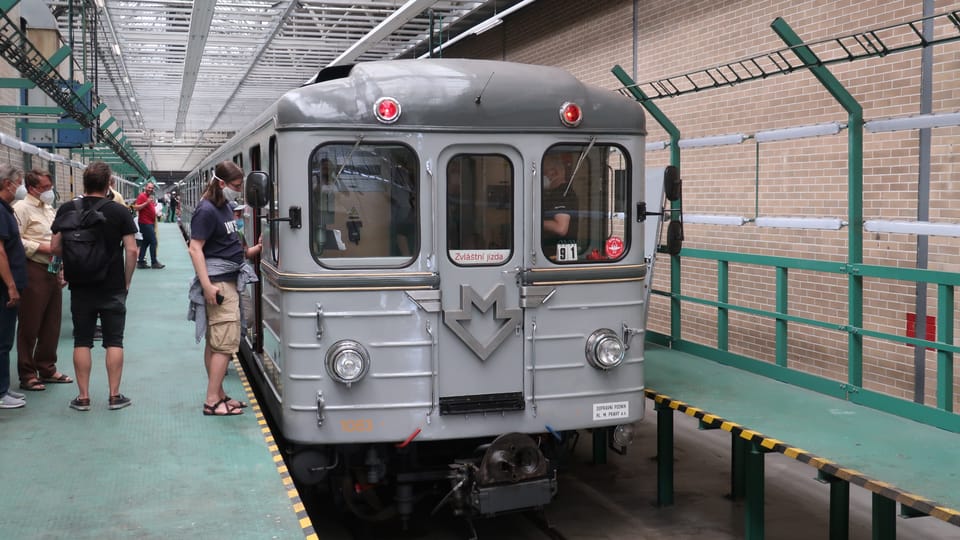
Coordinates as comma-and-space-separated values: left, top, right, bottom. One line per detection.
14, 183, 26, 201
223, 186, 241, 202
543, 175, 551, 189
235, 218, 244, 232
39, 189, 55, 205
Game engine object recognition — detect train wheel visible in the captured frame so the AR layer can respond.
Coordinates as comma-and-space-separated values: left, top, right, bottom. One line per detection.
335, 470, 398, 522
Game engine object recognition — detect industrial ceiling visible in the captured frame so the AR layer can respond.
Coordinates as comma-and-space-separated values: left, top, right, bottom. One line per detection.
35, 0, 531, 175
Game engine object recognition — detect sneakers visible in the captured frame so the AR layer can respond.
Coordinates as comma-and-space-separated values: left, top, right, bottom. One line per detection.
7, 389, 25, 400
150, 261, 166, 269
108, 394, 132, 410
0, 393, 25, 409
137, 261, 149, 269
69, 396, 91, 411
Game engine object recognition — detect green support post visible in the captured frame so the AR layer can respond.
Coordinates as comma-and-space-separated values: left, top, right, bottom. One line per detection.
830, 480, 850, 540
718, 260, 729, 351
730, 433, 747, 500
936, 284, 954, 411
771, 18, 864, 388
654, 400, 674, 506
775, 267, 788, 367
745, 441, 765, 540
872, 493, 896, 540
611, 65, 682, 344
818, 471, 850, 540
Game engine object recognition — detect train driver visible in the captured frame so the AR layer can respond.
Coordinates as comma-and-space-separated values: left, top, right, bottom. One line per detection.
541, 153, 579, 259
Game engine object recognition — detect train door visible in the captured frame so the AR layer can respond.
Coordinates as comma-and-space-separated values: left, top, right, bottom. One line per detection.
436, 148, 524, 414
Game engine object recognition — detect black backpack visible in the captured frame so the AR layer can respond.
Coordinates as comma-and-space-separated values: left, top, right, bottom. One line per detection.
59, 199, 112, 285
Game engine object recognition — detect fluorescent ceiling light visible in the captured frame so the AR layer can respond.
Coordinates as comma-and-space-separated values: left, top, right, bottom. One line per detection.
865, 112, 960, 133
864, 220, 960, 237
684, 214, 748, 226
678, 134, 745, 149
472, 17, 503, 35
755, 122, 841, 143
755, 217, 845, 230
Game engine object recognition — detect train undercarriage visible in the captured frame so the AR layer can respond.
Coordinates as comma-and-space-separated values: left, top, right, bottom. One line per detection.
287, 431, 561, 525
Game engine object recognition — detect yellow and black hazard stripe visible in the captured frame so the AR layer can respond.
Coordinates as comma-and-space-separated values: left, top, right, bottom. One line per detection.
233, 356, 319, 540
645, 388, 960, 527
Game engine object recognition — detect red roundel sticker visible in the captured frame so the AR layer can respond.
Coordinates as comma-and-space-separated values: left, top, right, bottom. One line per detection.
605, 236, 624, 258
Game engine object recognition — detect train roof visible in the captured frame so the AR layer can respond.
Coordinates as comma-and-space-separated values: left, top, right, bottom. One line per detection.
275, 59, 646, 134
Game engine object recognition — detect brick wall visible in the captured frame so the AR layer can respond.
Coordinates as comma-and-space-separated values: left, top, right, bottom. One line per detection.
446, 0, 960, 409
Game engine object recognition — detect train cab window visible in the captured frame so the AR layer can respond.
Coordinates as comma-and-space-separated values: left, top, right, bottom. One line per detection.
309, 143, 418, 263
541, 144, 629, 264
446, 154, 513, 266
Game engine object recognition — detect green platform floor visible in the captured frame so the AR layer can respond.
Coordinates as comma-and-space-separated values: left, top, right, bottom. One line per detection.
0, 222, 313, 540
645, 344, 960, 527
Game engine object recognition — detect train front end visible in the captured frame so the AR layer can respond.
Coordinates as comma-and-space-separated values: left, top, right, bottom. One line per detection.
243, 59, 649, 520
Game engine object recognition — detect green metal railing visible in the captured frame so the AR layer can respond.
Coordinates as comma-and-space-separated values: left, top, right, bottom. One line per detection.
651, 248, 958, 431
614, 11, 959, 434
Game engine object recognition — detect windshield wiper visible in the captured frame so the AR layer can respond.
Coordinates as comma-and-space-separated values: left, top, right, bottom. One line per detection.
564, 136, 596, 197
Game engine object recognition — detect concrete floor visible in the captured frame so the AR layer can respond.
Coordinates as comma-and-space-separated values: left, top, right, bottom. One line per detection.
311, 410, 960, 539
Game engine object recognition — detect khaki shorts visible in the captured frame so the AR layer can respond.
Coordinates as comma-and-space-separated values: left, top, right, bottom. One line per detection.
206, 280, 241, 354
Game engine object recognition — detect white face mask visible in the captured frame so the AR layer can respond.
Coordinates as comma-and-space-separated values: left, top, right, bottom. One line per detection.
39, 189, 55, 205
543, 175, 552, 189
14, 183, 27, 201
223, 186, 241, 203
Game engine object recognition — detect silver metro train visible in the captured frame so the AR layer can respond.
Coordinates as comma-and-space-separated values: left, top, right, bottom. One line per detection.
180, 58, 667, 521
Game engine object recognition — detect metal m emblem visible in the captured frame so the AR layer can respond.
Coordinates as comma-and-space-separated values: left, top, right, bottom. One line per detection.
443, 284, 521, 361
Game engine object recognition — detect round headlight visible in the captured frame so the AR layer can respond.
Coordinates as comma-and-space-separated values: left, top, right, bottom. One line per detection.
585, 329, 625, 370
326, 340, 370, 385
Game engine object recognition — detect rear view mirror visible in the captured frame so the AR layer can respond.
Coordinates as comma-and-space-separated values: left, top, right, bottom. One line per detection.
666, 220, 683, 255
245, 171, 271, 208
663, 165, 681, 202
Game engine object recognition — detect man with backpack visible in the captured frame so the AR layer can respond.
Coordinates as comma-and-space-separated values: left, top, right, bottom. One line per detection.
51, 162, 139, 412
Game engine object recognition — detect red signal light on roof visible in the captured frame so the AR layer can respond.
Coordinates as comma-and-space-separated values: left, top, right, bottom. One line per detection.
374, 97, 401, 124
559, 102, 582, 127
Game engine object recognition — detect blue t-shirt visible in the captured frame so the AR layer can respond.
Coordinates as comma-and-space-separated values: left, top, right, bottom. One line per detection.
0, 198, 26, 291
191, 199, 243, 280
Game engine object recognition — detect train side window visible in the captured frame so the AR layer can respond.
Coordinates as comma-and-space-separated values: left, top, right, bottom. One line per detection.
250, 145, 261, 171
308, 143, 418, 264
541, 144, 629, 264
446, 154, 513, 266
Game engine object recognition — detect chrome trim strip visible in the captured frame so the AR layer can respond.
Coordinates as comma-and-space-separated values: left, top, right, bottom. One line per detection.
262, 263, 439, 290
521, 264, 646, 285
290, 402, 432, 412
525, 386, 646, 401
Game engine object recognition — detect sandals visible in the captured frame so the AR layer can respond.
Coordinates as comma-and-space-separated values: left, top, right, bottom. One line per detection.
41, 373, 73, 384
20, 379, 46, 391
223, 395, 248, 409
203, 398, 243, 416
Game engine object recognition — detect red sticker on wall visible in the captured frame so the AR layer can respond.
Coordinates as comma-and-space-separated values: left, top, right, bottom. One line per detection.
605, 236, 624, 258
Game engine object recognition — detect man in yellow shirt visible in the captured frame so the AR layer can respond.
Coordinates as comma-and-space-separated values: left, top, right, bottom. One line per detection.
13, 169, 71, 391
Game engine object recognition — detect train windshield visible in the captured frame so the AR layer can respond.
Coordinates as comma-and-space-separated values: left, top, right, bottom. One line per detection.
541, 144, 629, 264
446, 154, 514, 266
308, 143, 418, 262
